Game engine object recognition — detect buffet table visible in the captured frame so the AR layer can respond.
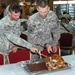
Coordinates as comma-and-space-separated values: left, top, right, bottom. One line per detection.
0, 55, 75, 75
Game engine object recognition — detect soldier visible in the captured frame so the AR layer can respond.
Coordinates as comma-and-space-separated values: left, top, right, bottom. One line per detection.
27, 0, 60, 61
0, 3, 38, 55
60, 17, 73, 33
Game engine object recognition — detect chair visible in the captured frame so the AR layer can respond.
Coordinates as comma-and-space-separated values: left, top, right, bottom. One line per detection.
8, 48, 31, 64
59, 32, 74, 55
0, 52, 5, 65
41, 46, 61, 58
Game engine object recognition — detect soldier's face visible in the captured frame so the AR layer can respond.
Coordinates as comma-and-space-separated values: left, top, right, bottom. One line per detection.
37, 6, 50, 19
9, 11, 21, 21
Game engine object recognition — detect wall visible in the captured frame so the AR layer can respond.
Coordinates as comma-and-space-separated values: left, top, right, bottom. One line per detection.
50, 0, 58, 10
0, 0, 58, 18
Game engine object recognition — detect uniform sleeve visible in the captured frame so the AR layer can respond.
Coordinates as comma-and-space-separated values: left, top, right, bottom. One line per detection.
2, 24, 32, 49
50, 15, 60, 46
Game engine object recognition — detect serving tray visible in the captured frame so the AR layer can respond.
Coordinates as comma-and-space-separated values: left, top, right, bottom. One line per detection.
23, 59, 71, 75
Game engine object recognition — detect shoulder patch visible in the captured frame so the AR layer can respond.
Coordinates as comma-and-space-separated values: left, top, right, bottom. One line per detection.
4, 25, 10, 30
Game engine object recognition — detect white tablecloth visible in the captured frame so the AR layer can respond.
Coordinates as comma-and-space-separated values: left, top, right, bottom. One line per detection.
0, 55, 75, 75
0, 63, 30, 75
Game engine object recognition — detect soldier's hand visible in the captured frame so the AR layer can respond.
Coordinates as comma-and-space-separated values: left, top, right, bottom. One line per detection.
30, 46, 38, 53
11, 46, 18, 53
51, 46, 57, 53
45, 44, 52, 53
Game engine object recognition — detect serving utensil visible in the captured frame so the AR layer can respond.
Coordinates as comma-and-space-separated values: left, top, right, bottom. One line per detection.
34, 43, 53, 59
36, 50, 47, 58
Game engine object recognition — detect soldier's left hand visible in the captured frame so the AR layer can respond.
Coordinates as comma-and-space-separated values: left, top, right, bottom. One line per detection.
30, 46, 38, 53
11, 46, 18, 53
52, 45, 57, 53
45, 44, 52, 53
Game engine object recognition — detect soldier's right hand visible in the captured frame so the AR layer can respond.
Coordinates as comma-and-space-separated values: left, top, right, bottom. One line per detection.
30, 46, 38, 53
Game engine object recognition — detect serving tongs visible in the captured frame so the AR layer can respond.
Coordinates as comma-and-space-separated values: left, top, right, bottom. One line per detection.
34, 44, 52, 58
36, 50, 47, 58
36, 50, 55, 65
36, 50, 52, 58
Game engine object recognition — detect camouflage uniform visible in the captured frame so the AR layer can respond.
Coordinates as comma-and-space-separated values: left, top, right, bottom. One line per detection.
0, 15, 32, 55
60, 23, 73, 33
27, 11, 60, 61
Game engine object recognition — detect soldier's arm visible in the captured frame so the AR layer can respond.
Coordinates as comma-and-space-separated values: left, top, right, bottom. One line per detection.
50, 16, 60, 45
2, 25, 33, 49
5, 33, 33, 49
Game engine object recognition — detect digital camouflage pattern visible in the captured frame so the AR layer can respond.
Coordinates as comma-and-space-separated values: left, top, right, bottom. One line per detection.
0, 15, 32, 54
27, 10, 60, 51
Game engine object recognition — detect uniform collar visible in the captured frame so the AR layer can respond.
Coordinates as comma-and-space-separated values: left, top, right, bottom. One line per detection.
37, 11, 49, 21
7, 15, 19, 26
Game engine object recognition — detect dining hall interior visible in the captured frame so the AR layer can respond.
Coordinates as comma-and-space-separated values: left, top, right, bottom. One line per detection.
0, 0, 75, 75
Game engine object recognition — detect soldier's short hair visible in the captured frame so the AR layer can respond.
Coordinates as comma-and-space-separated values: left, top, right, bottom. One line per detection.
9, 3, 21, 13
37, 0, 49, 8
